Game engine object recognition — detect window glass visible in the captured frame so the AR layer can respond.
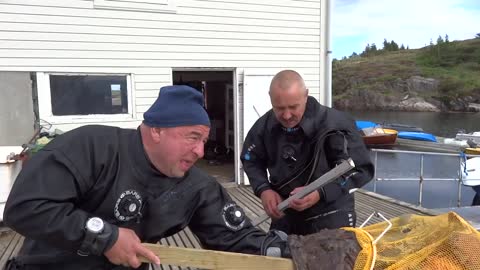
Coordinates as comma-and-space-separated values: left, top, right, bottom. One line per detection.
49, 75, 128, 115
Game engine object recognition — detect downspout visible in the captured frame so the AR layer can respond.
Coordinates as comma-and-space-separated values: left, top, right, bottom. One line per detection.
320, 0, 332, 107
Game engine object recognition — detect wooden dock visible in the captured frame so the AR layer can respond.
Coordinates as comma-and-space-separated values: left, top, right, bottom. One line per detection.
0, 186, 436, 270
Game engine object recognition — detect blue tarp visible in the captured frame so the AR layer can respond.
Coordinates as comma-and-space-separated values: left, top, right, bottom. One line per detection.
355, 120, 377, 130
397, 131, 437, 142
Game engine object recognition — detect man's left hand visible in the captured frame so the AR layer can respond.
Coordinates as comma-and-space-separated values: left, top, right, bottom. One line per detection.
288, 187, 320, 211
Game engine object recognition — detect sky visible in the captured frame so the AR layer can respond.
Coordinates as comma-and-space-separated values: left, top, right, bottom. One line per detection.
332, 0, 480, 59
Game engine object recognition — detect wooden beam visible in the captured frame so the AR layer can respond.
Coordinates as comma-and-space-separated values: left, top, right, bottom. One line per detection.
141, 243, 295, 270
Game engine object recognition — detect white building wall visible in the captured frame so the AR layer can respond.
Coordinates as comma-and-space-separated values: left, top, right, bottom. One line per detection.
0, 0, 321, 129
0, 0, 322, 184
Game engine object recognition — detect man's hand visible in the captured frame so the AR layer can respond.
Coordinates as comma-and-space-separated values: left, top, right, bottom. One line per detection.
260, 189, 284, 219
289, 186, 320, 212
104, 227, 160, 268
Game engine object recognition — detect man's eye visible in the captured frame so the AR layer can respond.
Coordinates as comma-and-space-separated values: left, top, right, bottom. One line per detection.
187, 136, 199, 142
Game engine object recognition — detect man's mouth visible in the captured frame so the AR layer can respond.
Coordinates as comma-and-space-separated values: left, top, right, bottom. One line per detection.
180, 159, 194, 170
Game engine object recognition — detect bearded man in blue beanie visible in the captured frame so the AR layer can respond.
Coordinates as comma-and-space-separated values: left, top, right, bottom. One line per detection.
4, 85, 289, 270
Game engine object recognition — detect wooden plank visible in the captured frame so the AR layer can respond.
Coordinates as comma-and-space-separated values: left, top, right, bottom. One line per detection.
0, 49, 321, 61
10, 236, 23, 257
0, 32, 318, 49
181, 228, 202, 249
0, 232, 22, 267
0, 14, 320, 36
0, 58, 320, 69
168, 234, 185, 270
0, 3, 320, 24
236, 186, 263, 207
228, 188, 264, 217
161, 236, 183, 270
227, 188, 270, 232
0, 41, 320, 55
0, 230, 16, 266
0, 0, 321, 13
141, 243, 295, 270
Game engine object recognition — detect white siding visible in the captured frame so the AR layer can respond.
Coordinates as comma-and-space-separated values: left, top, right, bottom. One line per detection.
0, 0, 321, 130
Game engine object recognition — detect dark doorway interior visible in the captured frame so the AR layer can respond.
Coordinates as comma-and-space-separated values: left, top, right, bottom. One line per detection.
172, 71, 234, 183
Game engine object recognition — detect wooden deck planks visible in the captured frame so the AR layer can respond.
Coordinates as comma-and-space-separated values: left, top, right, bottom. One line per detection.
0, 187, 433, 269
0, 230, 23, 267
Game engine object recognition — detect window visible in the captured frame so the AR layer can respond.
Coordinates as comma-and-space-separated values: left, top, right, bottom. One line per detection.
93, 0, 176, 13
37, 73, 134, 123
50, 75, 128, 115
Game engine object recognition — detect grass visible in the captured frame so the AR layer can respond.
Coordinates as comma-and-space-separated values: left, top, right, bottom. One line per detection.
333, 38, 480, 102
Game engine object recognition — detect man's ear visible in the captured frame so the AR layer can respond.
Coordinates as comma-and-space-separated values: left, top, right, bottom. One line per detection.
305, 88, 309, 96
150, 127, 163, 142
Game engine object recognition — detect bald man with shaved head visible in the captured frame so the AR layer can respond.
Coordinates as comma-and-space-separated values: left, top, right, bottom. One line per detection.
241, 70, 374, 235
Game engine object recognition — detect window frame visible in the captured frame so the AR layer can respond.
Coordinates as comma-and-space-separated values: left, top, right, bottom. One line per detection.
93, 0, 176, 13
36, 72, 136, 124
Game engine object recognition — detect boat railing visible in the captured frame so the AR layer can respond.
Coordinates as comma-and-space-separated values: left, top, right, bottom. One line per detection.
370, 148, 480, 207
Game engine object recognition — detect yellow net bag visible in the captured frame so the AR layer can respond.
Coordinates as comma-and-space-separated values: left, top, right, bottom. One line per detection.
343, 212, 480, 270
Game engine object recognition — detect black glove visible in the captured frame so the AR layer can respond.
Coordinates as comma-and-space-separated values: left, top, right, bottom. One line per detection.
261, 230, 291, 258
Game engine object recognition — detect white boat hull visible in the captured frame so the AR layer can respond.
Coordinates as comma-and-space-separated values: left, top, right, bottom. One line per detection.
456, 132, 480, 144
461, 157, 480, 186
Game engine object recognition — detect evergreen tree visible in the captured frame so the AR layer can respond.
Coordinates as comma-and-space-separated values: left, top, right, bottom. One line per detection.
361, 43, 371, 56
445, 34, 449, 43
390, 40, 399, 51
436, 35, 443, 58
383, 38, 390, 51
476, 33, 480, 38
400, 44, 405, 50
437, 35, 444, 45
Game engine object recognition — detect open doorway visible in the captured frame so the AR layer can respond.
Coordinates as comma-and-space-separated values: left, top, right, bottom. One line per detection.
173, 70, 235, 183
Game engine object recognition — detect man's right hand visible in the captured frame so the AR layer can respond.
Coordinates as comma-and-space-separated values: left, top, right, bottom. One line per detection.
260, 189, 284, 219
104, 227, 160, 269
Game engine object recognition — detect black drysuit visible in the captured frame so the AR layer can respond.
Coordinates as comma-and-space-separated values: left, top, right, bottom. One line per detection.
241, 97, 374, 235
4, 125, 277, 270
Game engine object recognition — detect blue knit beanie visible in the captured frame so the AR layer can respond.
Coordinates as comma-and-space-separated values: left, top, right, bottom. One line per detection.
143, 85, 210, 127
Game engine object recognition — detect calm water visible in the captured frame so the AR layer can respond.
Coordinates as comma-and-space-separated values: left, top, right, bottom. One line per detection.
346, 111, 480, 209
347, 111, 480, 138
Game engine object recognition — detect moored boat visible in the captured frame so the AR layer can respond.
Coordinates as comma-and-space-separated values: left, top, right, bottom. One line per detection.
465, 148, 480, 155
443, 138, 470, 148
461, 157, 480, 186
355, 120, 425, 133
361, 127, 398, 146
456, 131, 480, 144
397, 131, 437, 142
355, 120, 377, 130
380, 122, 424, 132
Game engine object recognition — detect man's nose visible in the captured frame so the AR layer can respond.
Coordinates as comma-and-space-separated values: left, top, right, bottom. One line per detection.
282, 110, 292, 120
192, 142, 205, 158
